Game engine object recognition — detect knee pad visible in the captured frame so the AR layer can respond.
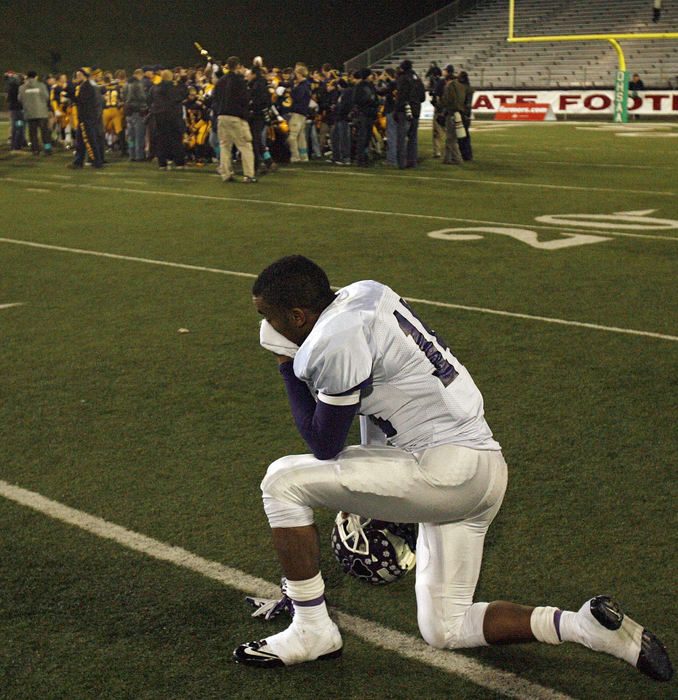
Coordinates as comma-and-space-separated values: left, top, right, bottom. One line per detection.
418, 612, 449, 649
262, 495, 313, 528
418, 600, 489, 649
260, 456, 315, 528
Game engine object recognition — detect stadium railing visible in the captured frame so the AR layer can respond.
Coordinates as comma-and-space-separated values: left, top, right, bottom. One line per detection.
344, 0, 481, 74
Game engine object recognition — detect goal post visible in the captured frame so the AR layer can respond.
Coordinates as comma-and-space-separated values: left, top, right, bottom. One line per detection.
507, 0, 678, 122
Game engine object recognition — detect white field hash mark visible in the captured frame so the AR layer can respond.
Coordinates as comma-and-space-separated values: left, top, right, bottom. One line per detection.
0, 237, 676, 342
0, 302, 25, 310
0, 479, 575, 700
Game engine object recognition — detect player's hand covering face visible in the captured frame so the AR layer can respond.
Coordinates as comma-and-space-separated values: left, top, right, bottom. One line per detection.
253, 296, 305, 347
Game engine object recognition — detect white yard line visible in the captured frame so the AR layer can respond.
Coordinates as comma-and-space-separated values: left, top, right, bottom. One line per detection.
0, 479, 576, 700
405, 297, 678, 342
0, 302, 25, 310
2, 177, 676, 242
287, 168, 676, 198
477, 154, 676, 171
0, 237, 256, 279
0, 236, 675, 342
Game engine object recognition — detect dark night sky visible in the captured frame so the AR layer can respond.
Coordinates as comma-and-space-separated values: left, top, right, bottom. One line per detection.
4, 0, 454, 72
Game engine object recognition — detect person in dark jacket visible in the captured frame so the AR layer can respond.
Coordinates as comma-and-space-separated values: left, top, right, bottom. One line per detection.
247, 64, 273, 175
629, 73, 644, 120
430, 64, 453, 159
425, 60, 442, 93
6, 71, 27, 150
124, 69, 148, 161
331, 78, 353, 165
440, 70, 464, 165
212, 56, 256, 183
352, 69, 378, 166
150, 69, 187, 169
394, 59, 425, 169
67, 68, 104, 168
456, 71, 474, 161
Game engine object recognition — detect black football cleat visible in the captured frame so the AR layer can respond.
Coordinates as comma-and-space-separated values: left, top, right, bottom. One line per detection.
637, 628, 674, 682
585, 595, 673, 682
233, 639, 285, 668
234, 621, 342, 667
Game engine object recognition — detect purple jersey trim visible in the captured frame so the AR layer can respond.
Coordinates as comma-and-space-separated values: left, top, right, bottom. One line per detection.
326, 375, 373, 397
279, 361, 358, 460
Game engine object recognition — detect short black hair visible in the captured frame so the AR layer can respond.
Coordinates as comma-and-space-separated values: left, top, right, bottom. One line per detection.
252, 255, 335, 313
26, 70, 37, 78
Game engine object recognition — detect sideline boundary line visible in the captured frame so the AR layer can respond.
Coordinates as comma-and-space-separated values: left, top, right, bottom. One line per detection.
0, 236, 675, 342
0, 478, 575, 700
1, 176, 676, 242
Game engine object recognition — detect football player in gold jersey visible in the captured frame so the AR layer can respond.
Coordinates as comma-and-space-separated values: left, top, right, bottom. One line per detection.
50, 73, 75, 147
183, 86, 210, 163
102, 74, 124, 151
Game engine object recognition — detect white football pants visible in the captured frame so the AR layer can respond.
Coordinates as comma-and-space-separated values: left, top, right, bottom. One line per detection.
260, 443, 508, 649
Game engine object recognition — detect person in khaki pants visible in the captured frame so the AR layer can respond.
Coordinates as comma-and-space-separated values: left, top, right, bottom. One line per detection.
440, 71, 464, 166
213, 56, 257, 183
288, 65, 311, 162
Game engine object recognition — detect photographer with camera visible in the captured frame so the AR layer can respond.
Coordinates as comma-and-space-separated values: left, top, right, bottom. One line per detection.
394, 60, 425, 170
440, 69, 465, 166
430, 64, 453, 159
456, 70, 474, 161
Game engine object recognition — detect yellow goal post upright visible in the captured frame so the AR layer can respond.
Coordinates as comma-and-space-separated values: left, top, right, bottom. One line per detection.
507, 0, 678, 121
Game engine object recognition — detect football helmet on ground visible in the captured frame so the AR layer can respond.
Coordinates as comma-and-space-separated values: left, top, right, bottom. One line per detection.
331, 512, 416, 585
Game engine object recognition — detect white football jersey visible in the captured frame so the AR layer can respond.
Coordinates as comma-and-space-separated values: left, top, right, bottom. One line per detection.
293, 281, 500, 452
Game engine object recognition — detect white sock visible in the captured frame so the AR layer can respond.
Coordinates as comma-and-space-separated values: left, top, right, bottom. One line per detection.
286, 572, 331, 627
557, 610, 582, 644
533, 606, 604, 648
530, 606, 564, 645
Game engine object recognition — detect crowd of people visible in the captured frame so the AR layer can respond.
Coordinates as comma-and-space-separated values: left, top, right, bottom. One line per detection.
4, 56, 475, 181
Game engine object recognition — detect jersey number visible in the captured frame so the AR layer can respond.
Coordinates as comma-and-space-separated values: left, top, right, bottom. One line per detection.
393, 299, 458, 387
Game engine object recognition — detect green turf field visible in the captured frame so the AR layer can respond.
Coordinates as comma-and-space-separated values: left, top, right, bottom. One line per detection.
1, 121, 676, 699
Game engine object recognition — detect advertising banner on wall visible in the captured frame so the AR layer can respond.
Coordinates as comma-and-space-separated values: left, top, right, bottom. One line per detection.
471, 90, 678, 117
494, 103, 557, 121
420, 91, 678, 119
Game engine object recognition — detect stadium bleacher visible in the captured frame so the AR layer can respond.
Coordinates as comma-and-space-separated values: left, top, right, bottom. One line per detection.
360, 0, 678, 88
